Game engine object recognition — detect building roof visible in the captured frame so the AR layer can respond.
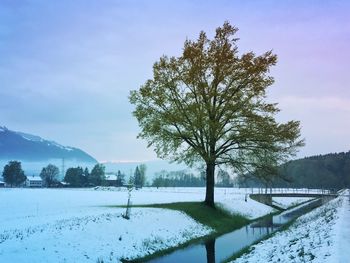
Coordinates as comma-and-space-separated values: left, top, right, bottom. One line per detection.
27, 176, 42, 181
105, 174, 118, 181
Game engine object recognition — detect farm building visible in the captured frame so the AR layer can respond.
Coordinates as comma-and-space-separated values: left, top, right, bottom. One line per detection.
26, 176, 43, 187
104, 174, 123, 187
104, 174, 118, 186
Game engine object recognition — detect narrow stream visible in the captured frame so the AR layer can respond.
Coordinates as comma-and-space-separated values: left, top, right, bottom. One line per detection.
147, 197, 334, 263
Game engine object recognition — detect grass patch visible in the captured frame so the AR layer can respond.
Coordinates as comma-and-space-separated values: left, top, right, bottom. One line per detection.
130, 202, 249, 234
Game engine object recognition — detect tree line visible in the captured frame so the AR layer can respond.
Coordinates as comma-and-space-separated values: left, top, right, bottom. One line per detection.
1, 161, 148, 188
150, 169, 235, 188
152, 170, 205, 187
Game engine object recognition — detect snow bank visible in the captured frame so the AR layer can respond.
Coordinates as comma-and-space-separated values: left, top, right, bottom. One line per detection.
217, 195, 275, 219
333, 190, 350, 262
272, 197, 314, 209
232, 191, 350, 263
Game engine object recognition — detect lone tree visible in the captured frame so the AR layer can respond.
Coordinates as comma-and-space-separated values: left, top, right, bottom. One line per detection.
117, 170, 125, 186
2, 161, 26, 187
139, 164, 147, 187
40, 164, 59, 187
134, 166, 142, 188
129, 22, 303, 207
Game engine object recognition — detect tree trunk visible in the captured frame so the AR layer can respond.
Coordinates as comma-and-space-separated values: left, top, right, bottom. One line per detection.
205, 162, 215, 207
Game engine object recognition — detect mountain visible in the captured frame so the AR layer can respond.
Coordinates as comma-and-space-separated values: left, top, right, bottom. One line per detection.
0, 126, 97, 163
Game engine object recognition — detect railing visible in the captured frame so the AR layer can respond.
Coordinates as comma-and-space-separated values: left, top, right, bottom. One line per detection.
249, 188, 338, 195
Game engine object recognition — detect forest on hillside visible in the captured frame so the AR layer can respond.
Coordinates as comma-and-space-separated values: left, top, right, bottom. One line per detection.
238, 151, 350, 189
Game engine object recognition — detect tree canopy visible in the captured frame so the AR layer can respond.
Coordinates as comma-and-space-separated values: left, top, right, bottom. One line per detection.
133, 166, 142, 188
89, 164, 105, 186
64, 167, 85, 187
2, 161, 26, 187
40, 164, 59, 187
130, 22, 303, 206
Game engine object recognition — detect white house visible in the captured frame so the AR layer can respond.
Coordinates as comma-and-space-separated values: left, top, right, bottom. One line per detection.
26, 176, 43, 187
0, 180, 4, 187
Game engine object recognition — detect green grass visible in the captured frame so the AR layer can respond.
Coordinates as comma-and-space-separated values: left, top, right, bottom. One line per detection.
131, 202, 249, 234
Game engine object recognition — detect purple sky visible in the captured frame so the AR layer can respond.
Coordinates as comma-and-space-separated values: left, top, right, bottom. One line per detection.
0, 0, 349, 162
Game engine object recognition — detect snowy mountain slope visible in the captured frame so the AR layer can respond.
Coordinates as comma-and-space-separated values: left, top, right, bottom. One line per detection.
0, 126, 97, 163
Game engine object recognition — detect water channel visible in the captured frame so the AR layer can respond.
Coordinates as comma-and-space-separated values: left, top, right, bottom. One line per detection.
147, 197, 334, 263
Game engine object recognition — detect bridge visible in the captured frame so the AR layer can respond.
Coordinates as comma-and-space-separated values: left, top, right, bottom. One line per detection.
249, 188, 341, 209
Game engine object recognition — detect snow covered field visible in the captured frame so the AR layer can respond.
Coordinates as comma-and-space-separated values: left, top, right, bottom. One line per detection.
0, 207, 211, 262
233, 190, 350, 263
0, 187, 274, 262
0, 187, 321, 262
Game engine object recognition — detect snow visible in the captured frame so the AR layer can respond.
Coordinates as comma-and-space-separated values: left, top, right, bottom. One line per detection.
216, 194, 274, 219
50, 141, 74, 151
105, 174, 118, 180
1, 187, 344, 262
273, 197, 314, 209
16, 131, 45, 142
0, 187, 274, 262
0, 187, 274, 223
0, 208, 211, 262
93, 187, 276, 219
232, 190, 350, 263
0, 188, 213, 262
65, 147, 74, 151
15, 131, 74, 151
21, 135, 44, 142
333, 190, 350, 262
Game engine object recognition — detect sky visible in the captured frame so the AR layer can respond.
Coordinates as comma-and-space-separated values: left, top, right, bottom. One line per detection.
0, 0, 349, 162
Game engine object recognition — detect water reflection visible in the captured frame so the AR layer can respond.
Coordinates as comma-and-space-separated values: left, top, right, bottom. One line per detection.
205, 239, 215, 263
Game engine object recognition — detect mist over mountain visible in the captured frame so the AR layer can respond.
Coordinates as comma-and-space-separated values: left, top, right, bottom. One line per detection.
0, 126, 190, 179
0, 126, 97, 164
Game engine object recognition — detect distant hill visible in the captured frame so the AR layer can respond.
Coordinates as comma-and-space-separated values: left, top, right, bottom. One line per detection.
0, 126, 97, 163
279, 151, 350, 189
237, 151, 350, 189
